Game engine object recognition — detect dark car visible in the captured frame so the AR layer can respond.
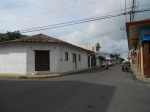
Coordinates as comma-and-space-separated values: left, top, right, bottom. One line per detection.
124, 61, 130, 66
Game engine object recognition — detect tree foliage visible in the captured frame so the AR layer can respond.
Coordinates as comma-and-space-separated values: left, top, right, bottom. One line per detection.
113, 53, 120, 61
113, 53, 125, 63
6, 31, 21, 40
118, 57, 125, 63
0, 31, 21, 42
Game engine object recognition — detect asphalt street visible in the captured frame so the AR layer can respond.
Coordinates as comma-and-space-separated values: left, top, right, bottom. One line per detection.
0, 65, 150, 112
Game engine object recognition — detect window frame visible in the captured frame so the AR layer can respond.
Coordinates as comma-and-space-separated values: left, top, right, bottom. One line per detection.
65, 52, 68, 61
78, 54, 81, 61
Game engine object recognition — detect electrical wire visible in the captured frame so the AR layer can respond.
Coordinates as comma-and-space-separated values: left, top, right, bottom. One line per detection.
20, 7, 150, 33
72, 28, 120, 44
5, 0, 106, 23
134, 0, 139, 20
125, 0, 127, 22
20, 14, 121, 33
20, 7, 132, 32
113, 0, 122, 29
118, 0, 125, 28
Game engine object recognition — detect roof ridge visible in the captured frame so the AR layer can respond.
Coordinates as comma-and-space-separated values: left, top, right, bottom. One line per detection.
22, 33, 65, 42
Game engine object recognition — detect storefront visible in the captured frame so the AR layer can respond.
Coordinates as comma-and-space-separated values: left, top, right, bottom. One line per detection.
126, 19, 150, 78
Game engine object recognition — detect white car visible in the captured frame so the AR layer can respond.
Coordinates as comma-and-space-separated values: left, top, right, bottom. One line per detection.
102, 62, 106, 67
108, 62, 113, 66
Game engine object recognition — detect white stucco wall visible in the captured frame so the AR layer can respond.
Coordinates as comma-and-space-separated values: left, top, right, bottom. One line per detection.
56, 44, 89, 73
0, 42, 92, 75
26, 43, 59, 74
0, 43, 27, 75
96, 58, 100, 66
25, 43, 89, 74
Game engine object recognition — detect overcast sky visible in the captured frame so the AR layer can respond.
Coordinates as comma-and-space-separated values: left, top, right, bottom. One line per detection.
0, 0, 150, 58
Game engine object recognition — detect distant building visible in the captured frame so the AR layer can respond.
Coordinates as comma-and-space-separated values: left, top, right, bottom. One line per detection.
79, 43, 101, 67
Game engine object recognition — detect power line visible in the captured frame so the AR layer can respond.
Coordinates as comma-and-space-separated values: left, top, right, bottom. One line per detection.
20, 7, 132, 32
125, 0, 127, 22
19, 7, 150, 33
130, 0, 137, 21
5, 0, 106, 23
72, 28, 120, 44
0, 1, 149, 24
118, 0, 125, 28
134, 0, 139, 20
119, 0, 124, 24
20, 14, 122, 33
138, 4, 150, 8
113, 0, 122, 29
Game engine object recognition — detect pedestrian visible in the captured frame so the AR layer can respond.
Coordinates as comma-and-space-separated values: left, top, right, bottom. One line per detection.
105, 60, 109, 67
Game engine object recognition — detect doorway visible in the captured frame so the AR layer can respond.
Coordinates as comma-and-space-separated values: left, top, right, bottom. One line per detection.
73, 54, 77, 69
35, 51, 50, 71
88, 56, 90, 67
143, 43, 150, 77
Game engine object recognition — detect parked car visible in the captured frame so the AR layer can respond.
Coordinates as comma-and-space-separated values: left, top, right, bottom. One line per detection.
108, 62, 113, 66
102, 62, 106, 67
124, 61, 130, 66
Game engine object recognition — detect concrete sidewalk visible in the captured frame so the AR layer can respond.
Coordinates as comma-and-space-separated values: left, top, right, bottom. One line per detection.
131, 66, 150, 83
0, 67, 100, 79
0, 73, 62, 79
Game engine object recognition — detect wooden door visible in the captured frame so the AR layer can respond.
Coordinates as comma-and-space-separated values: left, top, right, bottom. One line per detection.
143, 43, 150, 77
88, 56, 90, 67
73, 54, 77, 69
35, 51, 50, 71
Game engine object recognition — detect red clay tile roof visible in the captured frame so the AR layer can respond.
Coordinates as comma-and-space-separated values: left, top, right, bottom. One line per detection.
18, 34, 66, 43
17, 34, 65, 43
0, 34, 67, 43
0, 33, 93, 52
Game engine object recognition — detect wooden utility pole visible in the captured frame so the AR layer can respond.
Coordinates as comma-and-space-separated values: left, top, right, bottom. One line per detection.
130, 0, 136, 21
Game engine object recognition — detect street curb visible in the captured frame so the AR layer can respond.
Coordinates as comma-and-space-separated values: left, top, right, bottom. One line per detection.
130, 67, 150, 83
0, 74, 64, 79
0, 67, 100, 79
0, 74, 20, 78
19, 74, 63, 79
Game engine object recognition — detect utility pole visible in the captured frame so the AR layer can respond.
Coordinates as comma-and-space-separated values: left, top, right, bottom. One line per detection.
130, 0, 137, 21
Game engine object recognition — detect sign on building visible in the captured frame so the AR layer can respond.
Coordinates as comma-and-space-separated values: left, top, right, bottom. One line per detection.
141, 29, 150, 42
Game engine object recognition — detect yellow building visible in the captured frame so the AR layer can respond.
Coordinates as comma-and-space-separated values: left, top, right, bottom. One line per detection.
126, 19, 150, 78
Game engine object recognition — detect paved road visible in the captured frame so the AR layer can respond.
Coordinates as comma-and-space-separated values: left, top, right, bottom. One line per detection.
0, 65, 150, 112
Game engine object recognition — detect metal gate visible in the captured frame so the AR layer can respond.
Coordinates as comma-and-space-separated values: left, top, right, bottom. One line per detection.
35, 51, 50, 71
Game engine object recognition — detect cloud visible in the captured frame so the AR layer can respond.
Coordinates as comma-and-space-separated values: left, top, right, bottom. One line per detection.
0, 0, 149, 59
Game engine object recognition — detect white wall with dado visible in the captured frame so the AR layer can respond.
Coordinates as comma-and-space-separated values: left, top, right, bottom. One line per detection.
26, 42, 60, 74
56, 44, 88, 73
0, 43, 26, 75
0, 42, 92, 75
26, 43, 89, 74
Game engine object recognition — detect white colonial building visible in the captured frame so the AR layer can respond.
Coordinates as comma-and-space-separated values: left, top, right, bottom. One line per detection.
0, 34, 94, 75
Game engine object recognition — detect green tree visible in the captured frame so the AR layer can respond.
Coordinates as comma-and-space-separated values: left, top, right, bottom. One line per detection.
118, 57, 125, 63
6, 31, 21, 40
113, 53, 125, 63
113, 53, 120, 61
